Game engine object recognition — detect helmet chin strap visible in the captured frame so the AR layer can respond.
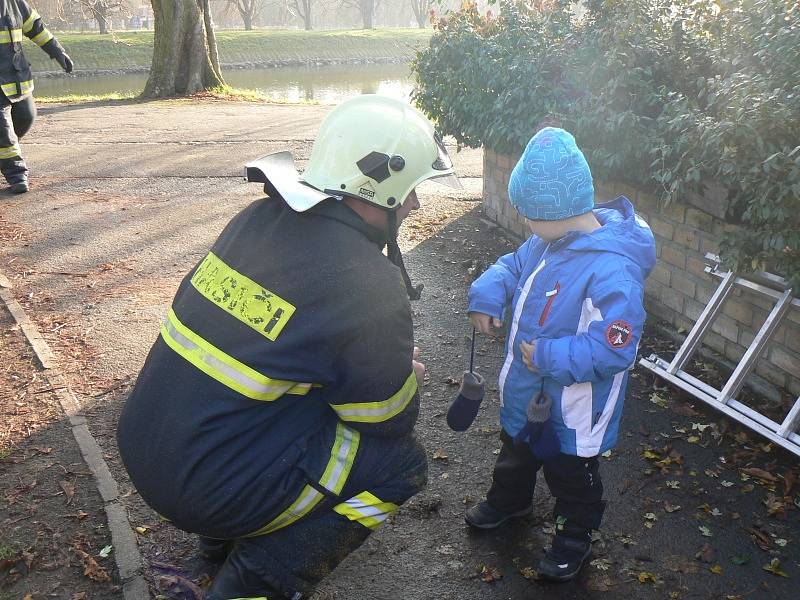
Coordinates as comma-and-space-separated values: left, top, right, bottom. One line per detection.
387, 209, 423, 301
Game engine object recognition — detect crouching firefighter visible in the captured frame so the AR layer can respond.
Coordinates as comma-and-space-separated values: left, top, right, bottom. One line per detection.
117, 95, 462, 599
0, 0, 73, 193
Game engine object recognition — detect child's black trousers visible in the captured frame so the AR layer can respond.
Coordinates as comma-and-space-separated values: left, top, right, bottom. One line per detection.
487, 431, 605, 531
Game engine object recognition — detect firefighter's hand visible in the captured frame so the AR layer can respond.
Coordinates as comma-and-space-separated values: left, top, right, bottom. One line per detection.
412, 346, 425, 388
520, 339, 538, 372
469, 312, 503, 335
55, 52, 73, 74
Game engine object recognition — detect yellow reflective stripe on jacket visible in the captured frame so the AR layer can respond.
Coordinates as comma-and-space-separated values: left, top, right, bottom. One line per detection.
191, 251, 295, 342
31, 28, 53, 47
246, 423, 360, 537
0, 80, 33, 97
0, 29, 23, 43
333, 491, 398, 530
161, 308, 314, 401
0, 143, 21, 159
319, 423, 359, 495
22, 10, 40, 33
330, 372, 417, 423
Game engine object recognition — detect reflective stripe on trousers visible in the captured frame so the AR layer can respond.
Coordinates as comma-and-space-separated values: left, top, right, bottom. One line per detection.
333, 490, 398, 530
245, 422, 360, 537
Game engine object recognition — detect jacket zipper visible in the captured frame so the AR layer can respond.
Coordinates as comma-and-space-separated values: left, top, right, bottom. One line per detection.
539, 282, 560, 326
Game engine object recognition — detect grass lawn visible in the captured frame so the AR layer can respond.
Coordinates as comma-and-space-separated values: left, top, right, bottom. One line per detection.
26, 28, 432, 73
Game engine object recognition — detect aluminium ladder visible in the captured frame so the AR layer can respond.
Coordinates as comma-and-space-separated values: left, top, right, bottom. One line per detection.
639, 253, 800, 457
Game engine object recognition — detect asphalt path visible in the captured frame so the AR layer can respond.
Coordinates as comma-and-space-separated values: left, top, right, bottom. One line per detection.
1, 99, 797, 600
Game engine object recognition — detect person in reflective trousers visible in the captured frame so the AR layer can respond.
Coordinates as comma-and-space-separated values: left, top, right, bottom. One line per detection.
117, 95, 463, 599
0, 0, 73, 193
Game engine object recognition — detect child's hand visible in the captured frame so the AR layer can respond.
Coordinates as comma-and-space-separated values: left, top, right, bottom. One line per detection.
469, 312, 503, 335
412, 346, 426, 387
520, 340, 538, 372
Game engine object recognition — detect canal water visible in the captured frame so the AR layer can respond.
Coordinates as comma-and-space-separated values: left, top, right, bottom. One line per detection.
33, 63, 415, 103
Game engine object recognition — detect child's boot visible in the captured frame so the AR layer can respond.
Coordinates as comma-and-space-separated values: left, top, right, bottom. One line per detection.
465, 500, 532, 529
537, 516, 592, 581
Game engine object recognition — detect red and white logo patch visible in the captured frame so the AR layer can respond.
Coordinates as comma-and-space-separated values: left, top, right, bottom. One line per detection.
606, 320, 633, 349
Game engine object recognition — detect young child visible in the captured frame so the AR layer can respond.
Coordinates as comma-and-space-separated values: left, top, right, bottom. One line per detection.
466, 127, 656, 581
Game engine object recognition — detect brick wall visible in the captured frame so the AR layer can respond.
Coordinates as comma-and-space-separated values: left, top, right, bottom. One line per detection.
482, 148, 800, 399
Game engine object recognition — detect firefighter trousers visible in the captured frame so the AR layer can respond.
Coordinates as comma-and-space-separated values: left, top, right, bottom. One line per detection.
0, 94, 36, 185
205, 432, 428, 599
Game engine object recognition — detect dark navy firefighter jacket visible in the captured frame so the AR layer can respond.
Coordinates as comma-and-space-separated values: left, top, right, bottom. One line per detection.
117, 195, 421, 539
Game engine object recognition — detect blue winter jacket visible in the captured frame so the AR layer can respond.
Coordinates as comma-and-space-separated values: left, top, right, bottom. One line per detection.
468, 196, 656, 457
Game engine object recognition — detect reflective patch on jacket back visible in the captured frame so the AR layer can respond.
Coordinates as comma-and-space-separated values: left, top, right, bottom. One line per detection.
191, 251, 295, 341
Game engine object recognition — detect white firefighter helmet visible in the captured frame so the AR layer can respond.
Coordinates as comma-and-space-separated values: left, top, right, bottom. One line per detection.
298, 94, 461, 211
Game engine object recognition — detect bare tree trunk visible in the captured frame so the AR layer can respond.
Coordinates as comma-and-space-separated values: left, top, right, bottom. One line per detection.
95, 5, 110, 33
143, 0, 224, 98
360, 0, 373, 29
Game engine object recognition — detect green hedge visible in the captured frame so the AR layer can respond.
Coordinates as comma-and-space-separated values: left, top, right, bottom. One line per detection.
412, 0, 800, 287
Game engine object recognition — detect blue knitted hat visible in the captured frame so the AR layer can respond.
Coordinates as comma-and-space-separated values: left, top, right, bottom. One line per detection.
507, 127, 594, 221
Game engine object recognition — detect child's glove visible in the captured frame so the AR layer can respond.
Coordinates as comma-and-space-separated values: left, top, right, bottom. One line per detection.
446, 370, 485, 431
513, 392, 561, 461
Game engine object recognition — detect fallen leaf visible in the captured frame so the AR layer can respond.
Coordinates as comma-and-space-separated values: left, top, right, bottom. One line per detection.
479, 564, 503, 583
741, 468, 777, 482
665, 555, 699, 573
591, 558, 612, 571
432, 448, 448, 460
692, 423, 711, 432
98, 545, 112, 558
784, 470, 797, 497
730, 555, 750, 566
443, 376, 460, 386
666, 480, 681, 489
601, 449, 613, 459
748, 527, 771, 550
699, 526, 713, 537
664, 502, 682, 513
762, 558, 789, 578
72, 547, 110, 582
135, 526, 148, 535
764, 495, 787, 518
644, 512, 657, 521
59, 480, 76, 505
642, 449, 661, 460
519, 566, 538, 580
695, 543, 715, 563
775, 538, 788, 547
650, 393, 668, 408
637, 571, 659, 583
709, 564, 723, 574
687, 435, 701, 444
672, 403, 700, 417
720, 480, 734, 488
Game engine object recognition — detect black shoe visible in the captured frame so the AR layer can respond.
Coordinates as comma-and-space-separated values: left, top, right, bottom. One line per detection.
197, 536, 232, 563
10, 181, 28, 193
537, 533, 591, 582
465, 501, 532, 529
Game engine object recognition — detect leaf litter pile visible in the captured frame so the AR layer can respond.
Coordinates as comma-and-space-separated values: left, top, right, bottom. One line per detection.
0, 302, 120, 598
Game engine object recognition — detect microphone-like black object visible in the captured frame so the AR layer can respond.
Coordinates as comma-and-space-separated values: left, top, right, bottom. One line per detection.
446, 328, 486, 431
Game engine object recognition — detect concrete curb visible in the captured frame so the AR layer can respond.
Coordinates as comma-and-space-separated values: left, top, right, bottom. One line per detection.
0, 274, 149, 600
